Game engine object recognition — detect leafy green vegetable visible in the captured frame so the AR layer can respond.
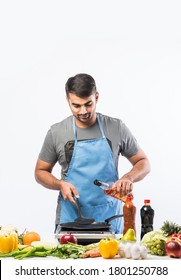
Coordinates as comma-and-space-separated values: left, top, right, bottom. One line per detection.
0, 242, 97, 259
141, 230, 167, 256
52, 243, 89, 259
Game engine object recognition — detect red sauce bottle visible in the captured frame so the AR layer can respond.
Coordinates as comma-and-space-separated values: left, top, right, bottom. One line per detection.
123, 196, 136, 235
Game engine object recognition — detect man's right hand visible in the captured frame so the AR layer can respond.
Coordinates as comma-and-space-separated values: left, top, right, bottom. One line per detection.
35, 159, 79, 204
59, 180, 79, 204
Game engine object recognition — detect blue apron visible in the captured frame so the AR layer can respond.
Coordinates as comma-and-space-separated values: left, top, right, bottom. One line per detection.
59, 114, 123, 233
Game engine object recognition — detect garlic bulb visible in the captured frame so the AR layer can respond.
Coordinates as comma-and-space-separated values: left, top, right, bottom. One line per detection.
130, 243, 141, 259
117, 242, 148, 260
118, 243, 125, 258
124, 242, 132, 258
140, 245, 148, 259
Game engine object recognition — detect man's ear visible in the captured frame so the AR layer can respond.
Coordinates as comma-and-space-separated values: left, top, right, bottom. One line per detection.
95, 91, 99, 102
66, 94, 70, 103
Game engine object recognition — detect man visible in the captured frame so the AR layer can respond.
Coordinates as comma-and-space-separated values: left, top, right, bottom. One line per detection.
35, 73, 150, 233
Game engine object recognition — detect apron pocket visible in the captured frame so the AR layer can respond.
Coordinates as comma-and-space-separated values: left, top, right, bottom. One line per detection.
80, 201, 123, 234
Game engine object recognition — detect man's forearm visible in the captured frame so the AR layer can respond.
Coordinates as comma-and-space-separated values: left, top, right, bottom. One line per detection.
35, 170, 62, 191
122, 158, 151, 183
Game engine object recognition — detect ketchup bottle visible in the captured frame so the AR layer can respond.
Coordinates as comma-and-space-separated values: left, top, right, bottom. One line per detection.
123, 196, 136, 235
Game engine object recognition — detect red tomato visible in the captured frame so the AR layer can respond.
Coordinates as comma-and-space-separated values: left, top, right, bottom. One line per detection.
172, 233, 178, 237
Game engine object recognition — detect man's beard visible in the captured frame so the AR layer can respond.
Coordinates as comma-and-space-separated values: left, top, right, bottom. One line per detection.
77, 113, 91, 122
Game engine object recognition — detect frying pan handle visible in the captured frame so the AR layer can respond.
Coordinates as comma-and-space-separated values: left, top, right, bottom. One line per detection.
105, 214, 124, 223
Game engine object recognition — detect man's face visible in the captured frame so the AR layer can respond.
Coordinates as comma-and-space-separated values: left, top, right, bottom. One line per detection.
66, 92, 99, 127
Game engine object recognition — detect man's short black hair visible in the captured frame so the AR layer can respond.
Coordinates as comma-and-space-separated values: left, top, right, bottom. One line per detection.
65, 73, 97, 98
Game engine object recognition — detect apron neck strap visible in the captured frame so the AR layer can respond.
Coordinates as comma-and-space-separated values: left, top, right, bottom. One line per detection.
72, 113, 105, 141
97, 114, 105, 138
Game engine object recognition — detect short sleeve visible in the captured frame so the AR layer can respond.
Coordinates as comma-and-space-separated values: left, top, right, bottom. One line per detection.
119, 121, 140, 158
38, 129, 58, 164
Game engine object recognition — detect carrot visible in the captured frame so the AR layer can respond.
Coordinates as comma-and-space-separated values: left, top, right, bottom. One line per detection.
82, 247, 101, 258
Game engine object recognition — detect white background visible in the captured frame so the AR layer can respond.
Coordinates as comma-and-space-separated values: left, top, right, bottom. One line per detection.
0, 0, 181, 240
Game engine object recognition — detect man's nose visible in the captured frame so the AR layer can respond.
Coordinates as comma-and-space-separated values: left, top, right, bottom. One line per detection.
80, 106, 87, 114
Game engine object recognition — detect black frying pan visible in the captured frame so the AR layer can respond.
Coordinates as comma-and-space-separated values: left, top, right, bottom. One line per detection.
60, 214, 123, 231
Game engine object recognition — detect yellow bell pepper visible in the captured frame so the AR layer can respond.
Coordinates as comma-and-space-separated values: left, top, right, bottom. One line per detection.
99, 237, 119, 259
0, 233, 18, 254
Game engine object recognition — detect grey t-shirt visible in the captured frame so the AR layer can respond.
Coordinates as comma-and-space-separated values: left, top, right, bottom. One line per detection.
39, 113, 140, 179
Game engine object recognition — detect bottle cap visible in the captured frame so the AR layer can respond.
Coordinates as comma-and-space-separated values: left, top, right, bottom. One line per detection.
144, 199, 150, 203
126, 196, 132, 201
94, 180, 101, 186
